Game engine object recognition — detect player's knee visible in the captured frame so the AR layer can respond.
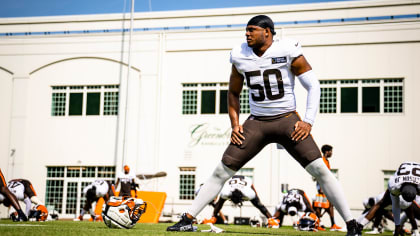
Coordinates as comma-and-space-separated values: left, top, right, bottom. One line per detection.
212, 162, 236, 181
305, 158, 330, 179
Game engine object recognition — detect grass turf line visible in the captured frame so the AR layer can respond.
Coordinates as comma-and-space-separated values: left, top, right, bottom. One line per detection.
0, 220, 395, 236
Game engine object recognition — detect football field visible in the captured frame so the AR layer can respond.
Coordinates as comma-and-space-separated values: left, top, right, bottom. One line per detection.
0, 220, 394, 236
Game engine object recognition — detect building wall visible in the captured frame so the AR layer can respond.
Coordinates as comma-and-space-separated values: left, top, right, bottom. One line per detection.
0, 0, 419, 225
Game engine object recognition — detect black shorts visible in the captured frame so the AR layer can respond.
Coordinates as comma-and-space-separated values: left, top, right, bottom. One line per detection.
222, 112, 321, 171
119, 183, 132, 197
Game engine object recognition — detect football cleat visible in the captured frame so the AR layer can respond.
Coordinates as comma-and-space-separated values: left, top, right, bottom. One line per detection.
202, 216, 217, 224
330, 224, 343, 231
267, 218, 279, 228
346, 219, 363, 236
166, 213, 195, 232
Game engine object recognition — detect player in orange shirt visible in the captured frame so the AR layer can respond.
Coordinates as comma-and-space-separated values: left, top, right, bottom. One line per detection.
313, 144, 342, 231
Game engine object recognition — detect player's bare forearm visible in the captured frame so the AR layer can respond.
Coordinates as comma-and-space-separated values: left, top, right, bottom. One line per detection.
228, 91, 244, 145
228, 64, 245, 145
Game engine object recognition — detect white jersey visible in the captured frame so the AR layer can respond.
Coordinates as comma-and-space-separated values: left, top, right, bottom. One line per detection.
220, 176, 255, 201
7, 181, 25, 200
230, 38, 303, 117
276, 189, 307, 213
117, 171, 135, 184
83, 180, 110, 198
388, 162, 420, 196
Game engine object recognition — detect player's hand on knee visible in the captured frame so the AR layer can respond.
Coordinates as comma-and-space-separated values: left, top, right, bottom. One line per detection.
231, 125, 245, 145
291, 121, 311, 141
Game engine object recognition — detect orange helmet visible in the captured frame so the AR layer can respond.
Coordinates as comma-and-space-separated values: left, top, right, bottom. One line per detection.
298, 212, 319, 231
35, 205, 48, 221
124, 165, 130, 172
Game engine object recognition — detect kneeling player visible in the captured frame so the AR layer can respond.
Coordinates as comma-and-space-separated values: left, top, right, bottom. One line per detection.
7, 179, 47, 221
76, 180, 114, 221
362, 192, 394, 234
0, 169, 27, 221
273, 188, 317, 228
206, 175, 279, 228
358, 162, 420, 235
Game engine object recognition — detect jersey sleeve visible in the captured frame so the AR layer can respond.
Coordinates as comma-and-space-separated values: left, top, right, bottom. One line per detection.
287, 39, 303, 60
388, 175, 401, 196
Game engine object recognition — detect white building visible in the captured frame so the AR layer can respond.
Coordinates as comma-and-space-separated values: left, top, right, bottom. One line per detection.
0, 0, 419, 226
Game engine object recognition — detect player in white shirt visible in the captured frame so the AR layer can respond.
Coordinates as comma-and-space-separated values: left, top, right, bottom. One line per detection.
75, 179, 114, 221
167, 15, 361, 235
400, 195, 420, 235
362, 192, 394, 234
0, 169, 27, 221
208, 175, 279, 228
116, 165, 136, 197
273, 188, 316, 227
7, 179, 47, 220
358, 162, 420, 235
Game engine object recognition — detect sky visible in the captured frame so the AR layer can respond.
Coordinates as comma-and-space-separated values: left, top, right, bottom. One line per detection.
0, 0, 358, 18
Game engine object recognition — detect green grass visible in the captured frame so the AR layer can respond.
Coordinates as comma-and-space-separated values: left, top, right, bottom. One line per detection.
0, 220, 394, 236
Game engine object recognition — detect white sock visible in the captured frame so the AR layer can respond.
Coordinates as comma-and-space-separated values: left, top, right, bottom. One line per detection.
187, 162, 236, 217
305, 158, 353, 222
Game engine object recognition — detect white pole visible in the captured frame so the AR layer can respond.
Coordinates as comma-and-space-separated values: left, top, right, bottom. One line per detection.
121, 0, 135, 168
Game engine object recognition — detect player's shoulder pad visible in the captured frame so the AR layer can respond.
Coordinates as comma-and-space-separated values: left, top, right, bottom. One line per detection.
230, 42, 252, 60
277, 38, 301, 52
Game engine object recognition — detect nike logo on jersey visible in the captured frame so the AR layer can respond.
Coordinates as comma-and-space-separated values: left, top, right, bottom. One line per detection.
271, 57, 287, 64
295, 42, 299, 47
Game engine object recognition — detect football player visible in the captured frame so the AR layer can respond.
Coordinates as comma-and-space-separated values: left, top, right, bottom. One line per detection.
358, 162, 420, 236
75, 179, 114, 221
7, 179, 47, 219
273, 188, 317, 228
115, 165, 136, 198
204, 175, 279, 228
0, 169, 27, 221
313, 144, 342, 231
399, 195, 420, 236
167, 15, 362, 236
362, 192, 394, 234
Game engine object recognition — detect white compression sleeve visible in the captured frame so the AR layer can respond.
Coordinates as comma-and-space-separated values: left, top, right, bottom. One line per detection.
305, 158, 353, 222
24, 197, 32, 216
296, 70, 320, 126
187, 162, 236, 217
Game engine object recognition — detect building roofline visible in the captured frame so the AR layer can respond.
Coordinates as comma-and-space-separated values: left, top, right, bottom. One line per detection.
0, 0, 419, 25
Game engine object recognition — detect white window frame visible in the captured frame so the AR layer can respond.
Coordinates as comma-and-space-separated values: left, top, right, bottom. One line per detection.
319, 79, 404, 115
